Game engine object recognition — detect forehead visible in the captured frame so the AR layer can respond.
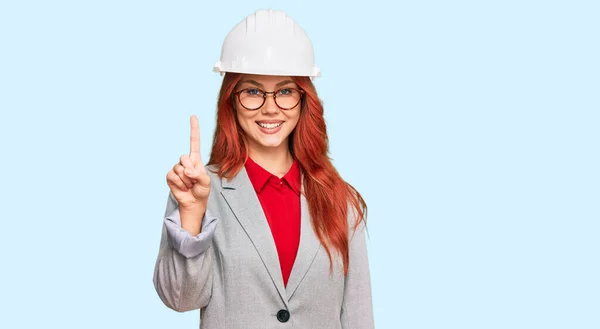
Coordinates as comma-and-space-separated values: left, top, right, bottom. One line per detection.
238, 74, 295, 88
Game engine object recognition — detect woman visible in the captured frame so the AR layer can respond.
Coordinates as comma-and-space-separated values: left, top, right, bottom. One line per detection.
153, 9, 374, 328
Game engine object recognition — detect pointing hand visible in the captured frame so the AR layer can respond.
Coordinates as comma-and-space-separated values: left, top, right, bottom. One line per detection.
166, 115, 211, 209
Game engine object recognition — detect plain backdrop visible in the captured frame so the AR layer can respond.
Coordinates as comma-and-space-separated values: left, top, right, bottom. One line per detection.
0, 1, 598, 328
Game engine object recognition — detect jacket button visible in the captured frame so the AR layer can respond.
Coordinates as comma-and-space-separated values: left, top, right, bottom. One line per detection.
276, 309, 290, 323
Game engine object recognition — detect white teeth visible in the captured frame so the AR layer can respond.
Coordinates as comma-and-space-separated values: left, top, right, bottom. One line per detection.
257, 122, 282, 129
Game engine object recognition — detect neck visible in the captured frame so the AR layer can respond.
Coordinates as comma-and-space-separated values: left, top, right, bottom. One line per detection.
247, 142, 294, 178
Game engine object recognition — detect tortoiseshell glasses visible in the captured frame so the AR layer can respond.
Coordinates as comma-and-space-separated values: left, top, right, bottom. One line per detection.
234, 87, 305, 110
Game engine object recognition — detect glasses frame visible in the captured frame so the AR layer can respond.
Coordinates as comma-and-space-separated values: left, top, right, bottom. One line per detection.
233, 87, 305, 111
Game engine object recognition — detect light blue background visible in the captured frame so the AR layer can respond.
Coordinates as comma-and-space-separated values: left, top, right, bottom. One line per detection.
1, 1, 598, 328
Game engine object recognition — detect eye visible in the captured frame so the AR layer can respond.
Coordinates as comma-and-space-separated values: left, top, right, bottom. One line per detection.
277, 88, 294, 96
244, 88, 263, 96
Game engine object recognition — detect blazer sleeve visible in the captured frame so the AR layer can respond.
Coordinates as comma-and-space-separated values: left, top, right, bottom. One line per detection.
153, 191, 218, 312
340, 213, 375, 329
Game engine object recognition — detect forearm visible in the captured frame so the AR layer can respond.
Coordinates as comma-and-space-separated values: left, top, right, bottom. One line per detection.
153, 193, 218, 312
341, 219, 374, 329
154, 224, 213, 312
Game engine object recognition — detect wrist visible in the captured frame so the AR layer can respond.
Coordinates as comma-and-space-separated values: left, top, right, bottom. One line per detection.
179, 202, 207, 236
179, 200, 207, 212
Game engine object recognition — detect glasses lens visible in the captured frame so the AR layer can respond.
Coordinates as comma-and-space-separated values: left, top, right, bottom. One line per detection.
275, 88, 302, 109
238, 88, 302, 110
239, 89, 265, 110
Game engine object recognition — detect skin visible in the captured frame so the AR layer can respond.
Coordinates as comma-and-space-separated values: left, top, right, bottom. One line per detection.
234, 74, 301, 177
165, 115, 211, 235
166, 74, 301, 235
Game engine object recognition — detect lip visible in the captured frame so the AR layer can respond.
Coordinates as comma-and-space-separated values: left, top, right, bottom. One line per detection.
256, 121, 283, 134
256, 120, 285, 124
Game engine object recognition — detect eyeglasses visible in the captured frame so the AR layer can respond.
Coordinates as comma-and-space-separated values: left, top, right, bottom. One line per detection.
234, 87, 305, 111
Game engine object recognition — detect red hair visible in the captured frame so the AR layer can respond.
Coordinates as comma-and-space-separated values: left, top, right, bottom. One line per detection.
207, 73, 367, 275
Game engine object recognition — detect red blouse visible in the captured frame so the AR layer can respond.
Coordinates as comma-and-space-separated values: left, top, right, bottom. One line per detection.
245, 157, 301, 287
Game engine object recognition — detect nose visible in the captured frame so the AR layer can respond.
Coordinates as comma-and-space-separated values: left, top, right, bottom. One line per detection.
261, 94, 280, 114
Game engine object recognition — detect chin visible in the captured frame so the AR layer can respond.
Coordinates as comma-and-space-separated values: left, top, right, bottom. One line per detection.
259, 140, 285, 148
254, 135, 287, 149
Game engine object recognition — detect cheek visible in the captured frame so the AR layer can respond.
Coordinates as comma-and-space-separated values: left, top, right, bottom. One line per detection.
236, 112, 254, 132
287, 113, 301, 129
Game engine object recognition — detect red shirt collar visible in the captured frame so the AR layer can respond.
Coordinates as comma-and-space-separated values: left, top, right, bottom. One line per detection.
245, 157, 301, 195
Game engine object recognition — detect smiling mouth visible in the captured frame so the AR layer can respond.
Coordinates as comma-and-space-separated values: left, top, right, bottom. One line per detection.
256, 122, 283, 129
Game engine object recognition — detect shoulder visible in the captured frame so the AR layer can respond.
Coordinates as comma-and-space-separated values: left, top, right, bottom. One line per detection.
345, 190, 368, 236
204, 163, 244, 191
205, 163, 247, 181
204, 164, 222, 189
205, 164, 220, 179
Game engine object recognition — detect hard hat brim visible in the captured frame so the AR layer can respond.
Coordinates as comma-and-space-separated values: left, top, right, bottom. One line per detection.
213, 62, 320, 78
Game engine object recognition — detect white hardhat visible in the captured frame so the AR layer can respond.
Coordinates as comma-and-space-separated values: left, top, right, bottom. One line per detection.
213, 9, 321, 78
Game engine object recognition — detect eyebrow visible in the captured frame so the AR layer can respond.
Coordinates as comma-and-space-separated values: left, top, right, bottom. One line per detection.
238, 79, 296, 89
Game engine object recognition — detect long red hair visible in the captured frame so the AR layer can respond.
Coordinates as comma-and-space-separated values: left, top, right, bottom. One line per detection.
206, 72, 367, 275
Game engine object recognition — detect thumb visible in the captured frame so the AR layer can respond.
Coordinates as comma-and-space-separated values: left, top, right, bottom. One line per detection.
184, 167, 198, 179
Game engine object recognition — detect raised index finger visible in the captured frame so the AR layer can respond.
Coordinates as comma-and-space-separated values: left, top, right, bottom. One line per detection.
189, 115, 201, 160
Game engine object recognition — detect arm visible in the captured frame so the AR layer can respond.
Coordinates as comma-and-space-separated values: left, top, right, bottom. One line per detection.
341, 218, 375, 328
153, 191, 218, 312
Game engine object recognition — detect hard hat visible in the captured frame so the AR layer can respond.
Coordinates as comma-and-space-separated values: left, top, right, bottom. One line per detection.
213, 9, 321, 78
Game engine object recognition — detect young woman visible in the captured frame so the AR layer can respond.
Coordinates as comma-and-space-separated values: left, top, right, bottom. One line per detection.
153, 9, 374, 328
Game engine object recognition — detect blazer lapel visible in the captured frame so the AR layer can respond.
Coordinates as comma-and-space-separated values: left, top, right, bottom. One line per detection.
219, 167, 289, 307
285, 180, 321, 300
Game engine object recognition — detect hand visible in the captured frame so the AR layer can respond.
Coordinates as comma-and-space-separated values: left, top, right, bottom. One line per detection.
166, 115, 211, 210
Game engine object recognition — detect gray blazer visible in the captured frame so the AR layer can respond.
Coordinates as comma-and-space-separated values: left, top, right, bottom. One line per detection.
153, 165, 374, 328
